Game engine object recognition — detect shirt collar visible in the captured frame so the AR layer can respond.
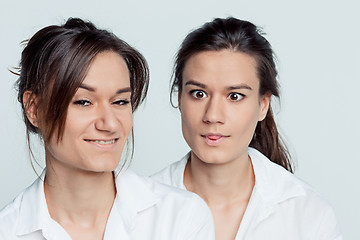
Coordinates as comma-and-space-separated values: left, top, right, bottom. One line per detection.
16, 170, 54, 236
111, 168, 160, 233
16, 168, 160, 238
177, 148, 306, 207
248, 147, 306, 205
170, 154, 189, 190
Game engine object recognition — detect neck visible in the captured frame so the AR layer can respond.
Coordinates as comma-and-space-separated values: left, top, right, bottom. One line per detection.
44, 161, 116, 228
184, 151, 255, 207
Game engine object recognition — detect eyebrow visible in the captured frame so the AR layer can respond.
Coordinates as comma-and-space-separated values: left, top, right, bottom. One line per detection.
79, 84, 95, 92
184, 80, 207, 88
116, 87, 132, 94
227, 84, 252, 91
184, 80, 252, 91
79, 84, 132, 94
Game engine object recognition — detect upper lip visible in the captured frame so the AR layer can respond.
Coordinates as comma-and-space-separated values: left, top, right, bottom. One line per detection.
201, 133, 230, 137
84, 138, 119, 142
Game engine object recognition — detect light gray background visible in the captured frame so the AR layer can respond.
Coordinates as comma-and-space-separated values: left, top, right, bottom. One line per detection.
0, 0, 358, 238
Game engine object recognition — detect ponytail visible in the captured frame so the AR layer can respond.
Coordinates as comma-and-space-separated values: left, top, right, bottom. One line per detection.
250, 107, 293, 172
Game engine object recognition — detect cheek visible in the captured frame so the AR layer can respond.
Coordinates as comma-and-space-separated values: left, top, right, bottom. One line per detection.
180, 99, 199, 132
59, 125, 86, 148
66, 108, 94, 132
180, 101, 198, 147
125, 116, 133, 135
232, 103, 262, 138
120, 110, 133, 135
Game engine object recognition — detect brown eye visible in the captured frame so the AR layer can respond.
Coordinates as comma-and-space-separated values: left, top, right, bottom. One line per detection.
228, 93, 244, 102
113, 99, 130, 105
73, 99, 91, 106
190, 90, 207, 99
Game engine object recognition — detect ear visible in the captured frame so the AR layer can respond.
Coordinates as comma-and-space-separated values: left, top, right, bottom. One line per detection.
258, 93, 271, 121
23, 91, 39, 127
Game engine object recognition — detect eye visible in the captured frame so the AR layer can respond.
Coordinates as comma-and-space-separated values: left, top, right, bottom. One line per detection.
73, 99, 91, 106
113, 99, 130, 105
227, 92, 244, 102
190, 90, 207, 99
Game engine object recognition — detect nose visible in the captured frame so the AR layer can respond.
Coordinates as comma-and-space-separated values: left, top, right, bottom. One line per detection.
202, 96, 225, 124
94, 104, 119, 133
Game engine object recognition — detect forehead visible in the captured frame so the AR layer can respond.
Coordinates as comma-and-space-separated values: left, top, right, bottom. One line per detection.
83, 51, 130, 87
182, 50, 259, 89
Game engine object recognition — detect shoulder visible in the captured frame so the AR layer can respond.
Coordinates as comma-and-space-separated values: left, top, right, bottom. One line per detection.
145, 176, 214, 239
117, 169, 207, 210
0, 191, 24, 237
285, 175, 341, 236
143, 171, 209, 212
251, 147, 336, 209
249, 148, 342, 238
116, 170, 214, 239
0, 177, 46, 239
279, 171, 338, 219
277, 176, 342, 239
150, 153, 188, 189
249, 147, 327, 202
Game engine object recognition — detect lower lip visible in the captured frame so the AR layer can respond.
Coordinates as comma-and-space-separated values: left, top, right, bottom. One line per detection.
202, 135, 227, 146
86, 140, 118, 150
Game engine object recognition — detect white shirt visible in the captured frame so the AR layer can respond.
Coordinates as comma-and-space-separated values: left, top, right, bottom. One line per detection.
151, 147, 343, 240
0, 169, 215, 240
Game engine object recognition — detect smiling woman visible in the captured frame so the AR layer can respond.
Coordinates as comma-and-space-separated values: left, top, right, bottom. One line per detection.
43, 51, 133, 175
0, 18, 214, 240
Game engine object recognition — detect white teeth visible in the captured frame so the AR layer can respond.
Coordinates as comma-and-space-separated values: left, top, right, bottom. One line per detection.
94, 139, 115, 144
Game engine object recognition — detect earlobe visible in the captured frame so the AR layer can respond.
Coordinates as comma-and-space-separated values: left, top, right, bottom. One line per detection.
258, 94, 271, 121
23, 91, 39, 127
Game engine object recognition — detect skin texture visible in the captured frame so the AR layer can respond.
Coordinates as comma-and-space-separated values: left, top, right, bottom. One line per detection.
24, 51, 132, 240
44, 51, 132, 175
180, 50, 270, 240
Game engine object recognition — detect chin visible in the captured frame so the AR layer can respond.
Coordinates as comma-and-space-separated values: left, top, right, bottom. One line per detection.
85, 158, 120, 173
192, 149, 229, 165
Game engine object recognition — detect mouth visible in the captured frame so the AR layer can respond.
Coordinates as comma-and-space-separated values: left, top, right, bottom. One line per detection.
85, 139, 117, 144
84, 138, 119, 149
201, 134, 229, 146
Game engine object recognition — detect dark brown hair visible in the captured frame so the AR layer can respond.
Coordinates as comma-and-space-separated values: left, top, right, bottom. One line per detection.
171, 17, 293, 172
16, 18, 149, 166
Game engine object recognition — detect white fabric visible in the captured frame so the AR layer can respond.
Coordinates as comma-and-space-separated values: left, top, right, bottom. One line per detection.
0, 169, 215, 240
151, 147, 343, 240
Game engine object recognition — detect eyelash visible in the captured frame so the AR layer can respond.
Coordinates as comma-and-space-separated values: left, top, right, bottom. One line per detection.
73, 99, 130, 106
73, 99, 91, 106
189, 90, 245, 102
113, 99, 130, 105
189, 90, 207, 99
227, 92, 245, 102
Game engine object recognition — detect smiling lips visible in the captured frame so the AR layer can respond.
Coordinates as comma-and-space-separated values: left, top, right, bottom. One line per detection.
201, 134, 229, 146
84, 138, 119, 149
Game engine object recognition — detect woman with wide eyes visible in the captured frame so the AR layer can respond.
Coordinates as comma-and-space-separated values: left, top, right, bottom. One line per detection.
152, 17, 342, 240
0, 18, 214, 240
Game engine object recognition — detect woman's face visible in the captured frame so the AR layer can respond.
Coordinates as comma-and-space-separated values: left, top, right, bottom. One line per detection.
179, 50, 270, 165
45, 51, 133, 173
